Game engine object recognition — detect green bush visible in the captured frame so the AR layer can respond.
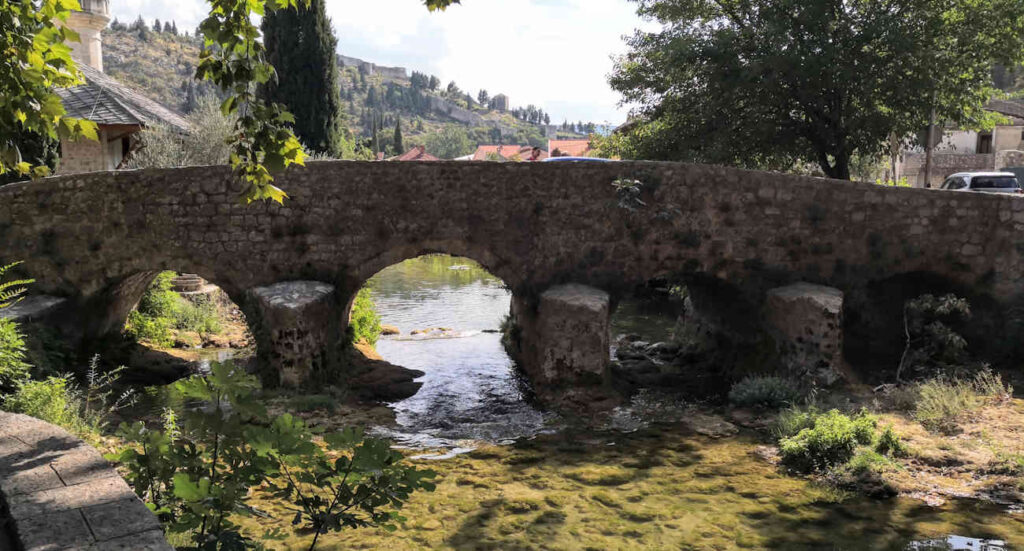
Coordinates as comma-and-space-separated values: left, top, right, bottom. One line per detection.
174, 295, 222, 335
774, 405, 820, 439
0, 318, 31, 393
3, 377, 91, 435
728, 375, 801, 408
138, 271, 180, 319
875, 425, 909, 457
2, 358, 135, 440
126, 310, 174, 347
349, 288, 382, 346
778, 409, 877, 472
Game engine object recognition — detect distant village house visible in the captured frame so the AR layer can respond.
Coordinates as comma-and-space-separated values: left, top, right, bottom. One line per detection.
56, 0, 189, 174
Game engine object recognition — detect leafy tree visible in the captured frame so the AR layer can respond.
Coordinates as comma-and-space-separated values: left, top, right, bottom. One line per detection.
609, 0, 1024, 179
261, 0, 346, 157
425, 125, 473, 159
0, 0, 97, 180
393, 117, 404, 154
128, 96, 237, 169
129, 15, 147, 31
0, 128, 59, 186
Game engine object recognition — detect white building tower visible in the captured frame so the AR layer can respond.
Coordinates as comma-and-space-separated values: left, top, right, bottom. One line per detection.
65, 0, 110, 72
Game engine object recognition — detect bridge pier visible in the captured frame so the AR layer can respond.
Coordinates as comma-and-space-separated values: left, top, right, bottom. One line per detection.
246, 281, 343, 388
510, 283, 616, 408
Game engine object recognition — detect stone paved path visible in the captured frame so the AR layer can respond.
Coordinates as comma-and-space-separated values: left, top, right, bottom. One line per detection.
0, 411, 171, 550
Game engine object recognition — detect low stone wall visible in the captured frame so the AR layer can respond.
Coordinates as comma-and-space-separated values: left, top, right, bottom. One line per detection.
0, 411, 171, 551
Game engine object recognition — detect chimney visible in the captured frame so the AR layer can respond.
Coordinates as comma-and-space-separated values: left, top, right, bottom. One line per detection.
65, 0, 110, 72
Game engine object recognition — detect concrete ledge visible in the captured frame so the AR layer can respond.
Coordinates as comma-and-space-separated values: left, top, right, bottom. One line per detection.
0, 411, 171, 551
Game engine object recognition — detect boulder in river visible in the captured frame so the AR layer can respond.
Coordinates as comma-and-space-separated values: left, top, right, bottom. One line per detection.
381, 324, 401, 336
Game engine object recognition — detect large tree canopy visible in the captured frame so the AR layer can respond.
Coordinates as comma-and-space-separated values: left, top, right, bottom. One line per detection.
607, 0, 1024, 180
1, 0, 461, 202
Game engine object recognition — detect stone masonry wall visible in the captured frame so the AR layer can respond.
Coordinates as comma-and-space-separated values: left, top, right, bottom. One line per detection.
3, 161, 1024, 344
59, 137, 107, 175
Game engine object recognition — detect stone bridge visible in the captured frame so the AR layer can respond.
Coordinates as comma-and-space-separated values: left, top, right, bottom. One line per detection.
2, 161, 1023, 399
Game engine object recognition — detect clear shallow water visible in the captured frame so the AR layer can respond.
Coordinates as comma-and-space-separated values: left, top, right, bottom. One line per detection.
366, 255, 555, 448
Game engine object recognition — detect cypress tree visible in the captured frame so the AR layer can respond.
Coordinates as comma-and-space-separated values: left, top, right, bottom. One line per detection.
393, 117, 404, 154
260, 0, 346, 157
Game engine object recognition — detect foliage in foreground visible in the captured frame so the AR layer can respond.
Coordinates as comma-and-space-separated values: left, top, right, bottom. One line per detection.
2, 357, 134, 441
728, 375, 801, 409
349, 288, 382, 347
607, 0, 1024, 179
107, 361, 435, 550
0, 318, 31, 394
0, 0, 98, 180
0, 261, 33, 309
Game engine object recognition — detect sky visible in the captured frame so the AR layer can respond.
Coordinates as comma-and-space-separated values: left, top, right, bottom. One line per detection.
109, 0, 653, 125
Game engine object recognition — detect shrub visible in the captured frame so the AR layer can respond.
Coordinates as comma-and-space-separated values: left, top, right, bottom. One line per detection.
349, 288, 382, 346
2, 357, 135, 440
774, 405, 820, 439
778, 409, 877, 472
126, 310, 174, 347
728, 375, 801, 409
897, 294, 978, 381
915, 369, 1012, 433
107, 361, 436, 550
4, 377, 89, 434
0, 318, 31, 393
875, 425, 909, 457
174, 295, 222, 336
138, 271, 181, 319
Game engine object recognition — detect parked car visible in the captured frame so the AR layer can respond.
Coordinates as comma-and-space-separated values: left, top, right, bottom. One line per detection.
938, 172, 1022, 194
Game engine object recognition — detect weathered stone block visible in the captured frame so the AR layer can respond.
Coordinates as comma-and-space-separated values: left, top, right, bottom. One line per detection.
81, 499, 163, 542
518, 284, 611, 385
18, 509, 93, 551
247, 281, 338, 387
764, 283, 845, 386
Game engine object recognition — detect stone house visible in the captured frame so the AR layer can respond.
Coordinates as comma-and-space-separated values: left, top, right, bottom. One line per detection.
900, 100, 1024, 187
56, 0, 189, 174
387, 146, 440, 161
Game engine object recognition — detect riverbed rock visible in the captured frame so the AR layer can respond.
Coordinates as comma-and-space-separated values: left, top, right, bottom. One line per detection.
381, 324, 400, 336
764, 283, 846, 387
247, 281, 338, 387
683, 413, 738, 438
349, 363, 425, 401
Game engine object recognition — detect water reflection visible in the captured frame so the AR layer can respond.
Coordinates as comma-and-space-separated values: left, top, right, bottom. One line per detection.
907, 536, 1008, 550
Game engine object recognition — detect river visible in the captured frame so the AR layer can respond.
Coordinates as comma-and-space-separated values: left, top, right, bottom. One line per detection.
358, 254, 1024, 550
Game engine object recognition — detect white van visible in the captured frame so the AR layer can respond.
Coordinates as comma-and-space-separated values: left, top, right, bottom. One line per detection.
938, 172, 1022, 194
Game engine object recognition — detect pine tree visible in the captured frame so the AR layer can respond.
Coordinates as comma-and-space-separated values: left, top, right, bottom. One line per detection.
169, 21, 178, 36
393, 117, 404, 154
260, 0, 346, 157
154, 19, 161, 32
477, 90, 489, 105
184, 80, 200, 113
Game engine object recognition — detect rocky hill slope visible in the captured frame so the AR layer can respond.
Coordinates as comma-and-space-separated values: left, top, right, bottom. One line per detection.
101, 27, 587, 153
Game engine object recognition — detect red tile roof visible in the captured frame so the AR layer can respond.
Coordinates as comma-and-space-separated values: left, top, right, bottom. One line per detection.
548, 139, 592, 158
391, 145, 440, 161
472, 145, 548, 161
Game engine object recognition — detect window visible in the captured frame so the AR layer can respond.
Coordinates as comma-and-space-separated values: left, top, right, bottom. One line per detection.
970, 176, 1019, 189
978, 133, 994, 154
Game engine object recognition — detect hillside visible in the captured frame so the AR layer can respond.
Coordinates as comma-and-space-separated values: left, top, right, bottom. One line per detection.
101, 26, 589, 156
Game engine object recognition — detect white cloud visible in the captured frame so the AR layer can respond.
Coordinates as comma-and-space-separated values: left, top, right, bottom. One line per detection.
109, 0, 650, 123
